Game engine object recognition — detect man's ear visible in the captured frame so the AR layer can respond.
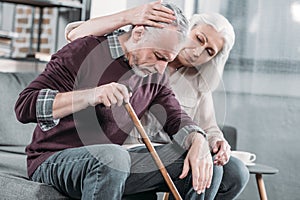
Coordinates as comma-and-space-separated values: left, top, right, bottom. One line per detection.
131, 25, 146, 42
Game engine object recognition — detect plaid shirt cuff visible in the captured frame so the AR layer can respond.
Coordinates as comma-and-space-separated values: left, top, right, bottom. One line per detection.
172, 125, 206, 150
36, 89, 59, 131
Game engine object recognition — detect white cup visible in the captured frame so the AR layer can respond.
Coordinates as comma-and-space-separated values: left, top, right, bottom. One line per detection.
231, 150, 256, 165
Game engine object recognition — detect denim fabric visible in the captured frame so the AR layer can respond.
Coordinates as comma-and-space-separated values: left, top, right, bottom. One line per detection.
31, 143, 243, 200
215, 156, 250, 200
125, 144, 222, 200
31, 144, 131, 200
166, 156, 249, 200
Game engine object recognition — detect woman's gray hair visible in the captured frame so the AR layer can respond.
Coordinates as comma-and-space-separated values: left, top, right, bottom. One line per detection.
189, 13, 235, 92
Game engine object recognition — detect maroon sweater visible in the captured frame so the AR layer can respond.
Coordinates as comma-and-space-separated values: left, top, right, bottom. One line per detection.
15, 35, 198, 177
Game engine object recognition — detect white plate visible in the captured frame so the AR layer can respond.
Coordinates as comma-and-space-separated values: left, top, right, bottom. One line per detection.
245, 162, 256, 166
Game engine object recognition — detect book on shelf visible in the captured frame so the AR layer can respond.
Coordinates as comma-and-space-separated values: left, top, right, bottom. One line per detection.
0, 30, 19, 39
34, 52, 51, 62
0, 37, 12, 45
0, 36, 12, 57
0, 46, 11, 56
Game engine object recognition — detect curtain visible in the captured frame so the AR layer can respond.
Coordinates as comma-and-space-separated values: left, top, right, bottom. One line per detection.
197, 0, 300, 199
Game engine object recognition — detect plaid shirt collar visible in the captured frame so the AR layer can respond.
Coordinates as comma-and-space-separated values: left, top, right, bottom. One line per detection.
107, 30, 125, 59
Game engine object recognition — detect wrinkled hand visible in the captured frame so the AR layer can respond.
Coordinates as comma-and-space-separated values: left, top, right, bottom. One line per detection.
179, 134, 213, 194
125, 0, 176, 28
88, 82, 131, 107
212, 140, 231, 166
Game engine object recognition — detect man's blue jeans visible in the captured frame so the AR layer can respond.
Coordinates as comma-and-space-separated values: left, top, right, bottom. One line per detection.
31, 143, 247, 199
127, 145, 249, 200
31, 144, 131, 199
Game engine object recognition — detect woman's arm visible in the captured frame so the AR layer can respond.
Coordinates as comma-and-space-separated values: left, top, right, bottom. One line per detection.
67, 0, 176, 41
193, 91, 231, 165
193, 92, 225, 142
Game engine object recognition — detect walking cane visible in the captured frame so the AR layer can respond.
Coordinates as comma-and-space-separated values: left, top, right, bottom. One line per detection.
124, 103, 182, 200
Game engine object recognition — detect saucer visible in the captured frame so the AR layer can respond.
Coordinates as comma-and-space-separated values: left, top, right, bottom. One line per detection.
245, 162, 256, 166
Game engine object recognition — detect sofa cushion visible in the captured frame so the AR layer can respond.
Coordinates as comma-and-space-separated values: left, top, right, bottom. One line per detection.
0, 72, 39, 177
0, 72, 72, 199
0, 147, 27, 177
0, 173, 70, 200
0, 72, 37, 147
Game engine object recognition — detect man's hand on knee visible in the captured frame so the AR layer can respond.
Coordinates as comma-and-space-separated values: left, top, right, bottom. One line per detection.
179, 133, 213, 194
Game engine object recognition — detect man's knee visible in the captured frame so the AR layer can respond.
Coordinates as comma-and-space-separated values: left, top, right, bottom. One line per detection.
86, 144, 131, 173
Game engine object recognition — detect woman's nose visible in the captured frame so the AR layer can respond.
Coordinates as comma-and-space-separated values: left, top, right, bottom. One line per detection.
193, 46, 204, 57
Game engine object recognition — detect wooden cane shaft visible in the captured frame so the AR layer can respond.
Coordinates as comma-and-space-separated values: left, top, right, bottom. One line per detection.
124, 103, 182, 200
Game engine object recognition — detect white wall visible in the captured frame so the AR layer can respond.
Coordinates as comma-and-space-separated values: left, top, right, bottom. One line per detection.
90, 0, 127, 18
213, 71, 300, 200
90, 0, 189, 19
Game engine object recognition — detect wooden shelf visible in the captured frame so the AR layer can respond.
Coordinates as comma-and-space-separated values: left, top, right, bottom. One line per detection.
0, 30, 18, 39
0, 0, 83, 9
0, 0, 90, 54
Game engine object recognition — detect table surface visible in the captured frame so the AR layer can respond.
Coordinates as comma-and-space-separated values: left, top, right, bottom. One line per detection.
247, 163, 279, 175
0, 0, 82, 8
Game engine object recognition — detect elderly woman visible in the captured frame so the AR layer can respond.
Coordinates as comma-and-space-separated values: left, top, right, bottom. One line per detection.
65, 1, 249, 199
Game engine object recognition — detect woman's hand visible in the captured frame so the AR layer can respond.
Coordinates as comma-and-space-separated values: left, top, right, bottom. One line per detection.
211, 139, 231, 166
124, 0, 176, 28
67, 0, 176, 41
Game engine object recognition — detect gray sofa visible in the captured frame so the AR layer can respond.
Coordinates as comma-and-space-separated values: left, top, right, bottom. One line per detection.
0, 72, 70, 199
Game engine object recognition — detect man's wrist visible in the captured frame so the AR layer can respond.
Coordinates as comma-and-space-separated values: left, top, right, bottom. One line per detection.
84, 88, 97, 107
185, 131, 207, 149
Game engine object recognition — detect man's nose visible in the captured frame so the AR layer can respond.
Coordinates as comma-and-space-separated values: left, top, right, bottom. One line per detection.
155, 61, 168, 74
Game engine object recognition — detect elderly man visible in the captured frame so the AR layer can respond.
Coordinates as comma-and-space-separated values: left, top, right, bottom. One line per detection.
15, 3, 213, 200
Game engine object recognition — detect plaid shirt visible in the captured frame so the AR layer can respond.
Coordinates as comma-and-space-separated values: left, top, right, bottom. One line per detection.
36, 31, 124, 131
36, 89, 59, 131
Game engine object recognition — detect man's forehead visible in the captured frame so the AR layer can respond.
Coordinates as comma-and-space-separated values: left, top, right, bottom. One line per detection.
151, 27, 183, 41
